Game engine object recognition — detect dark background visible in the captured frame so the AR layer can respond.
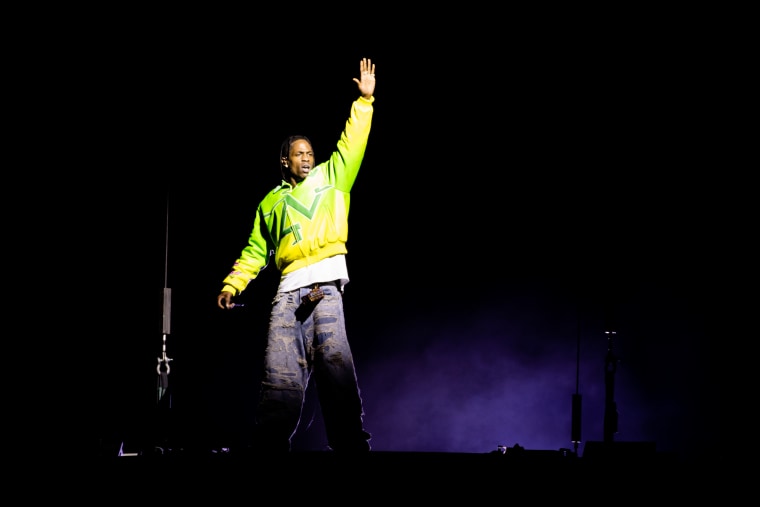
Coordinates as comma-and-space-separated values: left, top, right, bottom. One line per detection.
43, 15, 716, 462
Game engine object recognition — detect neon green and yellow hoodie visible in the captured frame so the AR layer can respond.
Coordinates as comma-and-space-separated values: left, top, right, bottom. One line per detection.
220, 95, 374, 296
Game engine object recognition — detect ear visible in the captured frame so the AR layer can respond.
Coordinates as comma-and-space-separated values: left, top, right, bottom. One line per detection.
281, 157, 288, 166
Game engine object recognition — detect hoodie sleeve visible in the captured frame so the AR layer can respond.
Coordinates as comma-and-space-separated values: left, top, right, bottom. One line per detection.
324, 95, 374, 192
220, 205, 273, 295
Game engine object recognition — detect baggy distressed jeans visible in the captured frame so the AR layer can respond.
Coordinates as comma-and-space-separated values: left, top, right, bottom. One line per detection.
254, 282, 371, 452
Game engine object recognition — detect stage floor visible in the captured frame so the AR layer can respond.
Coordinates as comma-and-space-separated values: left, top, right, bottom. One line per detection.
76, 445, 722, 501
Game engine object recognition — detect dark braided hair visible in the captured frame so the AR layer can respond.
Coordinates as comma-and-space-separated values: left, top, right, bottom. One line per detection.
279, 135, 313, 179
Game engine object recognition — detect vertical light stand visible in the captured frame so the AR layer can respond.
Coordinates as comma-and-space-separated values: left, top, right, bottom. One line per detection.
571, 315, 582, 455
155, 195, 173, 453
602, 328, 619, 443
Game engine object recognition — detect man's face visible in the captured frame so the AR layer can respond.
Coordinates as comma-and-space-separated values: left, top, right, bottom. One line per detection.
283, 140, 314, 183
